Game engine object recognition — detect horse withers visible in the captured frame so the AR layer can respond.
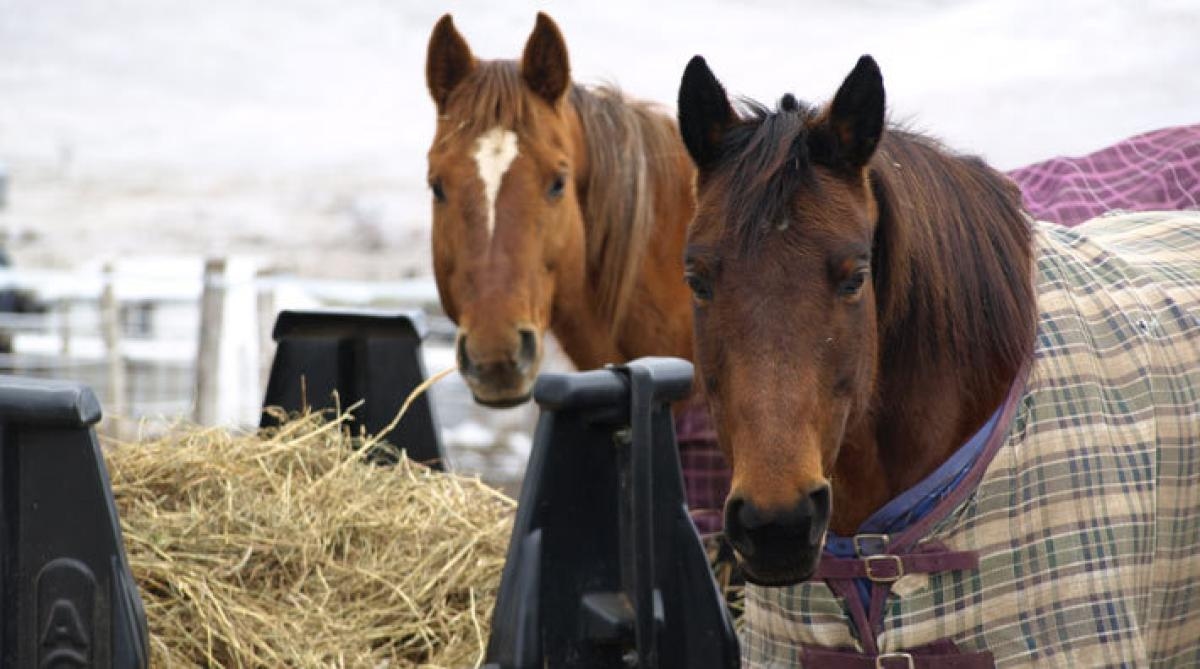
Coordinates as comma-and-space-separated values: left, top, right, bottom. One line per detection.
424, 13, 696, 408
677, 55, 1200, 664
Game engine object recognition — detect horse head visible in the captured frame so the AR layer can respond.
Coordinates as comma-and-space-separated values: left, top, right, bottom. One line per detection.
425, 13, 584, 407
677, 55, 886, 584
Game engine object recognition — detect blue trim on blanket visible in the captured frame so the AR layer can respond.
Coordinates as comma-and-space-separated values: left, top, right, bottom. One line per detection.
826, 404, 1005, 556
823, 402, 1005, 602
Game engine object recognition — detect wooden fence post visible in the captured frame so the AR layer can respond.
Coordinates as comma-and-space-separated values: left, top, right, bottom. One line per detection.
256, 273, 276, 399
100, 264, 126, 438
58, 298, 72, 357
194, 258, 226, 424
59, 297, 74, 379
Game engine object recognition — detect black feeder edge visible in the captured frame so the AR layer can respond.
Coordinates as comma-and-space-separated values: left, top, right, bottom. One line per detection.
482, 356, 740, 669
260, 309, 446, 469
0, 375, 149, 668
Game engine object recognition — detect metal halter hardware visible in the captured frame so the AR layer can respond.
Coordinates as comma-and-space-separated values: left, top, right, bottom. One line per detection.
854, 533, 890, 556
875, 652, 916, 669
864, 554, 904, 583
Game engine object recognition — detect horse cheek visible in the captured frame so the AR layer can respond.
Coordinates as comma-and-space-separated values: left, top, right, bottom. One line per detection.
430, 223, 462, 323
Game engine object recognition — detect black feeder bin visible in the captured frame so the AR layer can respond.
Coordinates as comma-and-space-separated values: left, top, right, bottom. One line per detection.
0, 376, 149, 668
260, 309, 446, 468
483, 357, 740, 669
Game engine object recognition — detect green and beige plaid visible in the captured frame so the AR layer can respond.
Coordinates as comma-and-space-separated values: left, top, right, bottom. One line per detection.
743, 210, 1200, 667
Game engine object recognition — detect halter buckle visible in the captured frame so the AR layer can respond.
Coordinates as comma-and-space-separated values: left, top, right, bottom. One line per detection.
876, 652, 915, 669
864, 554, 904, 583
853, 533, 890, 556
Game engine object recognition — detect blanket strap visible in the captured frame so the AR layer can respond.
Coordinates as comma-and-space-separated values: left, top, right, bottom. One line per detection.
812, 541, 992, 666
801, 641, 995, 668
813, 549, 979, 582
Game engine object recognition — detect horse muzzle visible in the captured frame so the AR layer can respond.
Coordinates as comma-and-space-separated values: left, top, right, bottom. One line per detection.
724, 484, 831, 586
456, 327, 540, 407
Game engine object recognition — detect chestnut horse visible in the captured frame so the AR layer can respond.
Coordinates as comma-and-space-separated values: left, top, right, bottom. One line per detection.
424, 13, 695, 407
677, 55, 1200, 664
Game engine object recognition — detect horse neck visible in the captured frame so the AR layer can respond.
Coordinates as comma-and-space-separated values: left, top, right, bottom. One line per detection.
829, 132, 1035, 533
549, 90, 697, 370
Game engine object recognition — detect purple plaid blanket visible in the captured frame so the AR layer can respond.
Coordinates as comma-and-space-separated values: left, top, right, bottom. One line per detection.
1008, 123, 1200, 226
676, 123, 1200, 536
675, 396, 728, 534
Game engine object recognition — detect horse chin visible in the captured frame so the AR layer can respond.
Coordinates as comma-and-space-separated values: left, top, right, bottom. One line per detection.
467, 377, 536, 408
473, 392, 534, 409
737, 548, 823, 587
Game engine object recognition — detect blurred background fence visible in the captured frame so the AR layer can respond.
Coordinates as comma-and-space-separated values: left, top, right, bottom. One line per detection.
0, 259, 541, 493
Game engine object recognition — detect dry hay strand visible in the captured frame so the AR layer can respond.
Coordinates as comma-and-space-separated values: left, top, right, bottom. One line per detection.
104, 401, 514, 668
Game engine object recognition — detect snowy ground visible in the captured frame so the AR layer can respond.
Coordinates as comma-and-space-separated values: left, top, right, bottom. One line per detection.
0, 0, 1197, 485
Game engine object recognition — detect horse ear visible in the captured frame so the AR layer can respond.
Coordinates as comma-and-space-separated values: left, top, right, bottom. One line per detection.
678, 56, 735, 171
426, 14, 476, 113
826, 55, 885, 170
521, 13, 571, 106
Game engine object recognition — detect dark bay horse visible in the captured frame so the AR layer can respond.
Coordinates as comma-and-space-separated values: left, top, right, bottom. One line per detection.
679, 53, 1035, 573
678, 55, 1200, 664
424, 13, 695, 407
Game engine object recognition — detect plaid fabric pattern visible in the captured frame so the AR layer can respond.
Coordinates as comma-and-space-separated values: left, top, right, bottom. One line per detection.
1008, 124, 1200, 227
742, 210, 1200, 667
675, 396, 730, 534
679, 443, 730, 534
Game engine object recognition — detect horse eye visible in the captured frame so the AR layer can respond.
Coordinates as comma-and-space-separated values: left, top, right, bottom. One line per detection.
547, 173, 566, 200
838, 269, 869, 297
685, 273, 713, 302
429, 178, 446, 203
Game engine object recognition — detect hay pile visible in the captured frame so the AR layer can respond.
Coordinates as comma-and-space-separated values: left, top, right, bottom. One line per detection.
104, 409, 515, 668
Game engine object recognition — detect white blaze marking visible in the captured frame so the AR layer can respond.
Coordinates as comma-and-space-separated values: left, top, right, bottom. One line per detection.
473, 127, 519, 240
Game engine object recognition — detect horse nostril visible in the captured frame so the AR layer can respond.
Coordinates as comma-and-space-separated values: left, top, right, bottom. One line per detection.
456, 334, 476, 379
808, 485, 831, 516
516, 327, 538, 372
807, 484, 832, 545
723, 496, 757, 557
737, 499, 768, 532
725, 487, 831, 556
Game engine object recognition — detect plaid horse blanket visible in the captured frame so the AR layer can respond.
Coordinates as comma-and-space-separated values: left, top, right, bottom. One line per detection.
676, 125, 1200, 536
741, 210, 1200, 667
1008, 124, 1200, 227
